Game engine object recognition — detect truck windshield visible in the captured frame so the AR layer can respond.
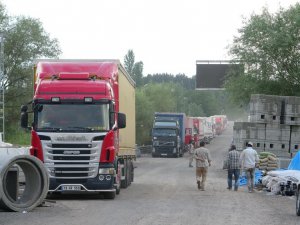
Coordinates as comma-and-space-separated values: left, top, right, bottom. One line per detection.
36, 104, 110, 132
152, 129, 177, 137
154, 121, 177, 127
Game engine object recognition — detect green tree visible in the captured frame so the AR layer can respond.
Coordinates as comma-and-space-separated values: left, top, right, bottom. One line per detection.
225, 3, 300, 105
135, 82, 181, 144
135, 88, 154, 145
0, 3, 61, 143
124, 50, 135, 75
124, 49, 143, 86
143, 73, 195, 90
0, 3, 8, 29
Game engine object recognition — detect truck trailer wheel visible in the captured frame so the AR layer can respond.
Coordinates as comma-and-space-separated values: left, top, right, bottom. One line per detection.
127, 160, 132, 186
116, 186, 120, 195
296, 187, 300, 216
130, 161, 134, 182
121, 160, 128, 189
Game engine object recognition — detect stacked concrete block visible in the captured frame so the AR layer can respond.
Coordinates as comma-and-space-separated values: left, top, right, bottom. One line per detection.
249, 114, 281, 124
264, 140, 291, 158
234, 94, 300, 160
233, 122, 266, 151
233, 122, 266, 140
249, 94, 283, 124
265, 124, 290, 141
284, 96, 300, 125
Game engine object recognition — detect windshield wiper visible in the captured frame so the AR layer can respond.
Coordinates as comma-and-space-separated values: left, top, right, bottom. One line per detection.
64, 127, 95, 132
159, 141, 174, 146
39, 127, 62, 132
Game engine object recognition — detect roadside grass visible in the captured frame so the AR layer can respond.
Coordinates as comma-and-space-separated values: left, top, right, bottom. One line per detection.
5, 126, 31, 146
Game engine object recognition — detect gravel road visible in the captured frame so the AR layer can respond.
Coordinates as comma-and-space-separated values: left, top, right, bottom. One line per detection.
0, 121, 299, 225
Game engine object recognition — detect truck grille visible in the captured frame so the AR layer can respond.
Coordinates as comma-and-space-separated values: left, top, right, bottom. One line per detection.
154, 141, 175, 146
43, 142, 101, 179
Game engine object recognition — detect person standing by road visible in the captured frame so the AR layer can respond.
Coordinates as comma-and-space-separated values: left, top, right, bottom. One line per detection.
240, 142, 259, 193
188, 140, 195, 167
226, 144, 240, 191
194, 141, 211, 191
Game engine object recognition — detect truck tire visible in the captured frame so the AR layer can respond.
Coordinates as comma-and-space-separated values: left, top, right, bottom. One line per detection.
296, 188, 300, 216
120, 160, 128, 189
104, 191, 116, 199
126, 160, 132, 187
130, 161, 134, 182
115, 182, 120, 195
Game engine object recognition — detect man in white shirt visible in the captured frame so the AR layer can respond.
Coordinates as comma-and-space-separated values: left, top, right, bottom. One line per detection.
240, 142, 259, 193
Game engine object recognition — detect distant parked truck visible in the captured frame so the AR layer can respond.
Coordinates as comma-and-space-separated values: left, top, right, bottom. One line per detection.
186, 117, 204, 145
20, 59, 136, 199
201, 117, 214, 144
152, 112, 186, 157
212, 115, 227, 135
185, 117, 202, 147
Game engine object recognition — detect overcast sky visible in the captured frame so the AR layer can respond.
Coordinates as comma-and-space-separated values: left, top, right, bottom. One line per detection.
1, 0, 299, 77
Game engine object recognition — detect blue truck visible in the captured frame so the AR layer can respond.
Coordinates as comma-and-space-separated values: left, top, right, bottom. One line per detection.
151, 112, 186, 158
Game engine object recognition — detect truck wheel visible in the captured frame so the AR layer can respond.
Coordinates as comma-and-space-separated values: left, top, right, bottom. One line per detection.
130, 161, 134, 182
115, 162, 121, 195
296, 188, 300, 216
115, 182, 120, 195
179, 149, 183, 157
131, 163, 134, 182
126, 161, 132, 186
104, 191, 116, 199
121, 160, 128, 189
152, 153, 156, 158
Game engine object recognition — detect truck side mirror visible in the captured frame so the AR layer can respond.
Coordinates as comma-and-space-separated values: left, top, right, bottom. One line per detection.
21, 105, 28, 112
118, 113, 126, 129
20, 111, 28, 128
20, 105, 29, 129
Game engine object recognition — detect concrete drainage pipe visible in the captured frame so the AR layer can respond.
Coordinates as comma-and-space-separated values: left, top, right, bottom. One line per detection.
0, 154, 49, 212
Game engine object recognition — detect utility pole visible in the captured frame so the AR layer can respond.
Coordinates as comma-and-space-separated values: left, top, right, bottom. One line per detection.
0, 34, 5, 141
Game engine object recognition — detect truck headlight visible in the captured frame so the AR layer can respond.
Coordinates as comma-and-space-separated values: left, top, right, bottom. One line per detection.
99, 168, 115, 175
152, 148, 155, 153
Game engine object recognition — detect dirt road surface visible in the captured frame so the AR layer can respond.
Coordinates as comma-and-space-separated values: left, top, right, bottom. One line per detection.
1, 121, 299, 225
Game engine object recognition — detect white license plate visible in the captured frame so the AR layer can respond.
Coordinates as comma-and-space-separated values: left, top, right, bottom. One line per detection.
61, 185, 81, 191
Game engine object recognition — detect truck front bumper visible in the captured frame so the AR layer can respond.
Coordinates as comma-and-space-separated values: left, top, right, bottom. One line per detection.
153, 147, 177, 157
49, 175, 115, 193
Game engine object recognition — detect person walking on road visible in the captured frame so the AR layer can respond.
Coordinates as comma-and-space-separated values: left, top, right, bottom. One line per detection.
226, 144, 240, 191
194, 141, 211, 191
188, 140, 195, 167
240, 141, 259, 193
